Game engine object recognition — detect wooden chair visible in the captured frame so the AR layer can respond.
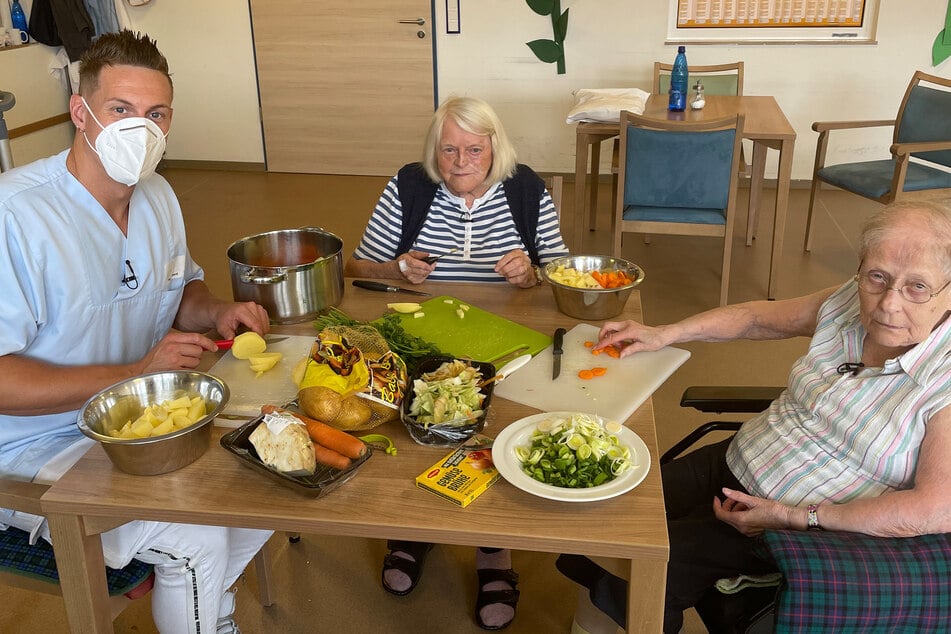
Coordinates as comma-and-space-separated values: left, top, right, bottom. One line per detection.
614, 111, 744, 307
0, 476, 274, 622
805, 70, 951, 251
611, 62, 748, 237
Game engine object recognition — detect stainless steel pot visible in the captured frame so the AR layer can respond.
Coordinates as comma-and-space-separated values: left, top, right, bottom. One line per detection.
227, 227, 344, 324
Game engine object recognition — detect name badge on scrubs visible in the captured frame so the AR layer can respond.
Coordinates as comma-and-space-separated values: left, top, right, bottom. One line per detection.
166, 256, 186, 285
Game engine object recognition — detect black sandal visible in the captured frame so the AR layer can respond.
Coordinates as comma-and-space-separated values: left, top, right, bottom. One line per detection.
474, 568, 520, 631
381, 540, 434, 596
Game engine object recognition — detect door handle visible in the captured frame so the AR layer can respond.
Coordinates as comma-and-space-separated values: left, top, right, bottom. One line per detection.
398, 18, 426, 25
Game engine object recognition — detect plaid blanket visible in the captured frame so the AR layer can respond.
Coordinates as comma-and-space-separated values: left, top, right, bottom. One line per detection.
755, 529, 951, 633
0, 526, 153, 597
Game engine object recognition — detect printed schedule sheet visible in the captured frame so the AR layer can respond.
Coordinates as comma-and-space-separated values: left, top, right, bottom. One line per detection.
676, 0, 867, 28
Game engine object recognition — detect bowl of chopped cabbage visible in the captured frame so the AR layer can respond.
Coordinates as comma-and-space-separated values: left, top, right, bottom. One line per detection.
401, 356, 496, 446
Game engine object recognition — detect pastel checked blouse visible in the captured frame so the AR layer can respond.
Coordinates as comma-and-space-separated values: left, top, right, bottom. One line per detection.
727, 278, 951, 505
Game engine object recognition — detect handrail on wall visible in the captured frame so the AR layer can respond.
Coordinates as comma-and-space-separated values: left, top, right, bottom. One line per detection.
9, 112, 71, 139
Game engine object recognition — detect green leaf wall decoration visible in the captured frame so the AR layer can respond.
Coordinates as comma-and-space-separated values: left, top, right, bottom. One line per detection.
932, 0, 951, 66
526, 0, 569, 74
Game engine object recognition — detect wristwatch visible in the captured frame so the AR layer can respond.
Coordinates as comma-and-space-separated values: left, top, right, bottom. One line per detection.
532, 265, 543, 286
806, 504, 824, 531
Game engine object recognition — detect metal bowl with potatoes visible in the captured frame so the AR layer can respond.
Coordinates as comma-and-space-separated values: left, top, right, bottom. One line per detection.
541, 255, 645, 320
77, 371, 230, 476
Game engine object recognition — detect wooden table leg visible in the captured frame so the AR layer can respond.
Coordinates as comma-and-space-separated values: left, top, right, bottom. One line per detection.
588, 141, 602, 234
573, 131, 591, 252
768, 138, 795, 300
47, 512, 113, 634
746, 141, 767, 247
626, 558, 667, 633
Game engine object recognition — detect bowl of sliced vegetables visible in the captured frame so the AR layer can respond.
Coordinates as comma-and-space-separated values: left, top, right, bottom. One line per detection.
401, 356, 496, 447
542, 255, 645, 320
492, 411, 650, 502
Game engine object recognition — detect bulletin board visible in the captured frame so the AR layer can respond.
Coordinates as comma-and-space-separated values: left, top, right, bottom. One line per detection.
667, 0, 880, 44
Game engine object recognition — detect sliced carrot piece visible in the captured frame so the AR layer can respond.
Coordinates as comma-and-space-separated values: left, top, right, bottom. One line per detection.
591, 367, 607, 376
590, 348, 603, 356
583, 340, 595, 348
578, 369, 595, 380
605, 347, 621, 358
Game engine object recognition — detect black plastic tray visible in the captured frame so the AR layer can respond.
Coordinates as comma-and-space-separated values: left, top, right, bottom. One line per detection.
220, 407, 371, 498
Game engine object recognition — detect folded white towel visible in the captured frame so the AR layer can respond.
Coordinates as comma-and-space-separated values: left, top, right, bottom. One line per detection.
715, 572, 784, 595
566, 88, 650, 124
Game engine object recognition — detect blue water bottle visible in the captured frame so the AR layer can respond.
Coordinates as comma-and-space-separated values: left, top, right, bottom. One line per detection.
10, 0, 28, 43
668, 46, 689, 112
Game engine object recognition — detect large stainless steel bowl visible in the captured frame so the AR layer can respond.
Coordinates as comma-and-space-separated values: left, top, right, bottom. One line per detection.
542, 255, 645, 320
77, 371, 230, 476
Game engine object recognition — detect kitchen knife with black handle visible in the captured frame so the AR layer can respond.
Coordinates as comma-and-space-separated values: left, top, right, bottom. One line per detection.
351, 280, 431, 296
552, 327, 566, 380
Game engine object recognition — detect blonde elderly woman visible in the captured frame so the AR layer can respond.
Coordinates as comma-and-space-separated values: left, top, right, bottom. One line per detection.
560, 200, 951, 634
345, 95, 568, 288
346, 97, 568, 630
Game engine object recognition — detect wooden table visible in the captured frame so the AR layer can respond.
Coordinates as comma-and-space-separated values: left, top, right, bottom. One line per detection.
41, 280, 669, 633
573, 94, 796, 299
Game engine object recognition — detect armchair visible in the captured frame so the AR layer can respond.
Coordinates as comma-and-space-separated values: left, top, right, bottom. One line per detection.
805, 70, 951, 251
672, 385, 951, 633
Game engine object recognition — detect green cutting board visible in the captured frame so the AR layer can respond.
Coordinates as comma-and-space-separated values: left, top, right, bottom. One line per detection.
386, 295, 551, 363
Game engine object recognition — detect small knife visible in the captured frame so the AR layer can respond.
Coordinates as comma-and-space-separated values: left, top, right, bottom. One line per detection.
552, 327, 566, 380
351, 280, 431, 296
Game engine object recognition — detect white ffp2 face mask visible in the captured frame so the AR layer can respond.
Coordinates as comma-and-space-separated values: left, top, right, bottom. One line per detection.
81, 97, 168, 186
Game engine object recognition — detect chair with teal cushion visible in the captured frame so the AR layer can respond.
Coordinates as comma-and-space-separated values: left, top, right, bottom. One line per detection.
614, 111, 744, 306
805, 70, 951, 251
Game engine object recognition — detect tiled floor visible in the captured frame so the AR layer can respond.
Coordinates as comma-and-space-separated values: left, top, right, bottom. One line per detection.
0, 170, 880, 633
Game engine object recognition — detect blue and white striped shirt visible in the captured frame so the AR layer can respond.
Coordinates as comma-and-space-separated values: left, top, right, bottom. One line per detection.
352, 177, 569, 282
727, 278, 951, 505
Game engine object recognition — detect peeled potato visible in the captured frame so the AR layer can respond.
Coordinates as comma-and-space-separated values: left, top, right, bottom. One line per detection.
232, 332, 267, 359
248, 352, 283, 373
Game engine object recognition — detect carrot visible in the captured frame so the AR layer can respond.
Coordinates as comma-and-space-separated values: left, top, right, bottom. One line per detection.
605, 347, 621, 358
591, 270, 604, 285
578, 369, 595, 380
261, 404, 367, 460
312, 442, 352, 470
591, 367, 607, 376
583, 340, 595, 348
590, 348, 603, 356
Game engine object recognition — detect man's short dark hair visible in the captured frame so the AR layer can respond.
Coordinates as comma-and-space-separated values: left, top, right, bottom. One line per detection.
78, 30, 173, 96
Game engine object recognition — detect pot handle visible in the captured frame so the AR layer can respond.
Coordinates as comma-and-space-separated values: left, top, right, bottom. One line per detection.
240, 270, 288, 285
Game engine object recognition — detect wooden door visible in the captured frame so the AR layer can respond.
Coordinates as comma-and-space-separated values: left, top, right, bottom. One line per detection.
249, 1, 435, 176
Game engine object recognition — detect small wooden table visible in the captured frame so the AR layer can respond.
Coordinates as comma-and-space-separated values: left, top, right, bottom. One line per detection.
42, 280, 669, 633
572, 94, 796, 300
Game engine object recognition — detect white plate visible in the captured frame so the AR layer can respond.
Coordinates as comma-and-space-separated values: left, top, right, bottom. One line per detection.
492, 411, 651, 502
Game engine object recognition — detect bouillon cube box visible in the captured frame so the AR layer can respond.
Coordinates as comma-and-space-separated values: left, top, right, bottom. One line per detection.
415, 435, 500, 507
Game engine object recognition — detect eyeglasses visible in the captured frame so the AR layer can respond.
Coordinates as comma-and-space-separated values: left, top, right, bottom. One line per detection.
855, 269, 951, 304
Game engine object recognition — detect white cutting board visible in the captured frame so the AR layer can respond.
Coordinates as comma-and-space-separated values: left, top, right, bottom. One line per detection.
207, 335, 316, 419
494, 324, 691, 423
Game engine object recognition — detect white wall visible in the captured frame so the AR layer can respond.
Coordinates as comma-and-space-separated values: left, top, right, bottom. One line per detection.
7, 0, 951, 180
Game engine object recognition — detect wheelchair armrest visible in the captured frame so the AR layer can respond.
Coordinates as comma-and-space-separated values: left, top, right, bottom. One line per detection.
680, 386, 785, 414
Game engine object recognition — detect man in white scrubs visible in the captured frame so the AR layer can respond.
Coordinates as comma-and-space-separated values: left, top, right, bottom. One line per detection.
0, 30, 272, 633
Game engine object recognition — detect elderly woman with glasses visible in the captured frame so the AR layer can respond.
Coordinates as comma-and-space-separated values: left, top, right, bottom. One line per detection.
345, 95, 568, 288
560, 200, 951, 634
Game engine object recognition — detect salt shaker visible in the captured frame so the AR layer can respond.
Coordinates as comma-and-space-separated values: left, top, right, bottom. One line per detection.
690, 80, 706, 110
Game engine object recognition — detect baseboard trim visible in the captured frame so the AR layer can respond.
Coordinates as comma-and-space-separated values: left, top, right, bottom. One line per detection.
158, 159, 266, 172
